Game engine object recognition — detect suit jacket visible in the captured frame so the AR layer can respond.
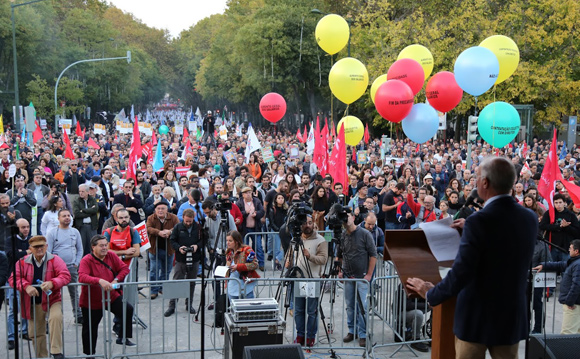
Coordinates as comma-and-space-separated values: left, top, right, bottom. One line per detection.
427, 195, 537, 346
113, 192, 143, 225
100, 180, 114, 210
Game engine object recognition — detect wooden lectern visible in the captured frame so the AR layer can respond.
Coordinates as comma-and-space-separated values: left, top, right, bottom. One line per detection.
383, 229, 456, 359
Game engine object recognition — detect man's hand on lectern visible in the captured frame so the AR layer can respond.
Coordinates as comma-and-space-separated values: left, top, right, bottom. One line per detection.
406, 277, 434, 299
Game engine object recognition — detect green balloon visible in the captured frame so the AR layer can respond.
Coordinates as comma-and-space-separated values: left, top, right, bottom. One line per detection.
478, 102, 520, 148
159, 125, 169, 135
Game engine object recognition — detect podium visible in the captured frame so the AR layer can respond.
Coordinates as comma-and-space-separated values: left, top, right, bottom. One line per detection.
383, 230, 456, 359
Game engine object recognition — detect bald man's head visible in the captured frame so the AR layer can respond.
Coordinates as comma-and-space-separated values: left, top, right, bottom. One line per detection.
16, 218, 30, 237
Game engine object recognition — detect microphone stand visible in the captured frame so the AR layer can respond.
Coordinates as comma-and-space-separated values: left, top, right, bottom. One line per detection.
195, 202, 206, 359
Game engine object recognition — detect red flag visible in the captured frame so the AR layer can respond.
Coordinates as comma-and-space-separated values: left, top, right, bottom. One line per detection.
416, 144, 420, 153
319, 122, 329, 176
314, 116, 320, 142
328, 124, 347, 189
352, 149, 357, 162
364, 124, 370, 144
125, 120, 142, 181
296, 128, 303, 143
151, 131, 157, 146
538, 129, 561, 222
302, 125, 308, 142
142, 142, 153, 159
87, 138, 100, 149
75, 124, 83, 138
183, 127, 189, 139
33, 121, 43, 142
62, 129, 75, 160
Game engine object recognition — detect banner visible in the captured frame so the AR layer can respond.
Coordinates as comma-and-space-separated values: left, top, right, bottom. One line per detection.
134, 221, 151, 253
94, 123, 106, 135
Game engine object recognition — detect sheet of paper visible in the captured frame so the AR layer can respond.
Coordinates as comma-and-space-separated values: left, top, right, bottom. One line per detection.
214, 266, 230, 278
419, 216, 461, 262
439, 266, 452, 279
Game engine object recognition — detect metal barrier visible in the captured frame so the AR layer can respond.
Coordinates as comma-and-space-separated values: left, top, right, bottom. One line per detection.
2, 255, 568, 359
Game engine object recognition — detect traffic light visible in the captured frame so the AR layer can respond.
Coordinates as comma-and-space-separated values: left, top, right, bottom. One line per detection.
468, 116, 478, 142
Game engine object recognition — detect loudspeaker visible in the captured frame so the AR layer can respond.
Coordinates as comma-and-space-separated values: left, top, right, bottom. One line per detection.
527, 333, 580, 359
243, 344, 305, 359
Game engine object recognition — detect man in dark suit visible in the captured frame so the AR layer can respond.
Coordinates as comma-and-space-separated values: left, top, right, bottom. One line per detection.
407, 157, 537, 358
113, 180, 143, 226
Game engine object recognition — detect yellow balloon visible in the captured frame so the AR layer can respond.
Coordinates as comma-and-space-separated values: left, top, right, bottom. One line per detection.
479, 35, 520, 84
329, 57, 369, 104
315, 14, 350, 55
398, 44, 434, 78
370, 74, 387, 104
337, 116, 364, 146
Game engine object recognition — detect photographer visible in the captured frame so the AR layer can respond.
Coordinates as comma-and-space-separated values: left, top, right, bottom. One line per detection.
337, 211, 377, 348
354, 197, 378, 225
285, 215, 328, 348
63, 160, 86, 203
166, 209, 202, 317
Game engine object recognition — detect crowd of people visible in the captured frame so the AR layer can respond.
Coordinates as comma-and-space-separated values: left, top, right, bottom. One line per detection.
1, 113, 579, 357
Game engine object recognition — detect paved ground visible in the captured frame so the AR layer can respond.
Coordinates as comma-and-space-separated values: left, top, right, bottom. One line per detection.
0, 257, 564, 359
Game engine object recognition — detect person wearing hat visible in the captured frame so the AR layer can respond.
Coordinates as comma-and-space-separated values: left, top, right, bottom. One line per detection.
9, 235, 71, 359
236, 186, 266, 271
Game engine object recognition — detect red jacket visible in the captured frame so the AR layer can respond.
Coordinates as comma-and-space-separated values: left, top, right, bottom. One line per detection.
230, 203, 244, 231
78, 251, 130, 309
9, 253, 71, 319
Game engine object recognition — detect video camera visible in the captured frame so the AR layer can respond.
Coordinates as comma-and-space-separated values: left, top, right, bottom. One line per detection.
215, 195, 232, 212
285, 201, 313, 241
327, 203, 351, 229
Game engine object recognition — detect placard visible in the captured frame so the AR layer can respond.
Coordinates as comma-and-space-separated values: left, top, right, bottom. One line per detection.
223, 150, 235, 163
94, 124, 106, 135
134, 221, 151, 252
357, 151, 368, 164
261, 146, 275, 163
289, 145, 299, 159
174, 125, 184, 135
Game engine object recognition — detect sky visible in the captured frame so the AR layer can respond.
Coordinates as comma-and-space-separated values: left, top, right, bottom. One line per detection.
107, 0, 229, 38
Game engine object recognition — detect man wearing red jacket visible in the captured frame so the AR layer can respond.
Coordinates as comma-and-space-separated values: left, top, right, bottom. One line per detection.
10, 235, 71, 359
79, 235, 134, 356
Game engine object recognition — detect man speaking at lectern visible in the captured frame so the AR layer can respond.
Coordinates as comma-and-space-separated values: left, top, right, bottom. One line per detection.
407, 157, 537, 358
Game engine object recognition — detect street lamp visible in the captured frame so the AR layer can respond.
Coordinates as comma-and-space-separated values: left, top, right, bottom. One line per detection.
10, 0, 47, 133
54, 51, 131, 130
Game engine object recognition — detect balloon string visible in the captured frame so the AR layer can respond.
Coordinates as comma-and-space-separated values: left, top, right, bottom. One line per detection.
343, 105, 349, 118
492, 85, 496, 150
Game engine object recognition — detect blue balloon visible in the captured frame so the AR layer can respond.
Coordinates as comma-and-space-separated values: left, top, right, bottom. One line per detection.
478, 101, 520, 148
454, 46, 499, 96
402, 104, 439, 144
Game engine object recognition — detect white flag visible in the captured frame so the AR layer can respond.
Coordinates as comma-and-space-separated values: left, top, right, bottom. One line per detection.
245, 123, 262, 163
306, 124, 315, 155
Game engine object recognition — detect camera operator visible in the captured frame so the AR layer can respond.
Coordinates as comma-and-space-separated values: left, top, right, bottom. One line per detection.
337, 211, 377, 348
285, 214, 328, 348
166, 209, 201, 317
201, 199, 237, 261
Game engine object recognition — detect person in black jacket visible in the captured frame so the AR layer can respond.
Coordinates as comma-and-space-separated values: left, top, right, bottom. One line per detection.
165, 209, 202, 317
539, 193, 580, 262
267, 193, 288, 270
0, 251, 7, 311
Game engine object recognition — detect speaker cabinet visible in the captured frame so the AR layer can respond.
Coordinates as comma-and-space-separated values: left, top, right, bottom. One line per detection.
243, 344, 305, 359
527, 333, 580, 359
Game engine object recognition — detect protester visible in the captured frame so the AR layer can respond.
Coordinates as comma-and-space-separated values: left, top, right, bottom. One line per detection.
72, 184, 99, 255
225, 230, 259, 299
9, 235, 71, 359
79, 235, 135, 355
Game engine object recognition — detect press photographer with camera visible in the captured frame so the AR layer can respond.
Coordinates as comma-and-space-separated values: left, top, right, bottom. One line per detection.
165, 209, 202, 317
201, 198, 236, 261
285, 214, 328, 348
336, 209, 377, 348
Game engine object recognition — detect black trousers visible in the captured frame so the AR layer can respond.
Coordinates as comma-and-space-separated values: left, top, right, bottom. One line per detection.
81, 297, 134, 355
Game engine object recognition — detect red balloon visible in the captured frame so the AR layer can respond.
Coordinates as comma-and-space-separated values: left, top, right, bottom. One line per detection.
259, 92, 287, 123
426, 71, 463, 113
387, 58, 425, 95
375, 80, 414, 123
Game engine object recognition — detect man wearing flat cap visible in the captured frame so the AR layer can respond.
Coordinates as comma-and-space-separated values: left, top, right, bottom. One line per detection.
9, 236, 71, 359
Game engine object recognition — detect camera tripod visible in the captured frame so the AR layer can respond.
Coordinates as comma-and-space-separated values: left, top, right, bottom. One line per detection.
274, 227, 337, 357
195, 210, 230, 328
